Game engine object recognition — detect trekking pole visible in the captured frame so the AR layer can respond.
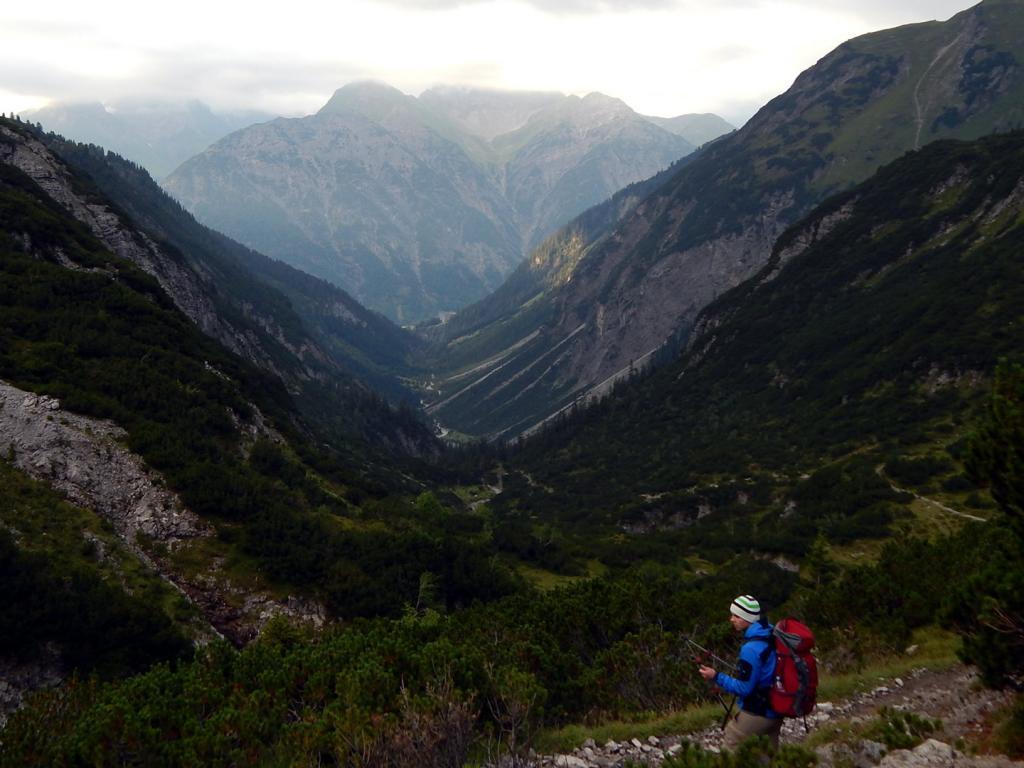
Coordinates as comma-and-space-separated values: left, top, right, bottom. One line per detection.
682, 637, 737, 729
683, 637, 737, 671
720, 695, 736, 730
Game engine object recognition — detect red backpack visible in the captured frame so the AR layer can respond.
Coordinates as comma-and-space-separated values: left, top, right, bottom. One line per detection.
770, 617, 818, 717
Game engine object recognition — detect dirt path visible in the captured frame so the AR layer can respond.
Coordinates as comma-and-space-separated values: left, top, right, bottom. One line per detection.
876, 464, 987, 523
536, 664, 1020, 767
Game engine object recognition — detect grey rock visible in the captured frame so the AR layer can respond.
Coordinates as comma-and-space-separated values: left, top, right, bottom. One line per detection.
0, 380, 207, 548
857, 739, 888, 766
878, 739, 957, 767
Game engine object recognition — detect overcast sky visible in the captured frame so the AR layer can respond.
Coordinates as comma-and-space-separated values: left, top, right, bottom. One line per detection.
2, 0, 978, 126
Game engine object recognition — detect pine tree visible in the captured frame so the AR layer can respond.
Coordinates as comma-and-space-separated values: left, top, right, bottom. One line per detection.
967, 360, 1024, 534
947, 360, 1024, 687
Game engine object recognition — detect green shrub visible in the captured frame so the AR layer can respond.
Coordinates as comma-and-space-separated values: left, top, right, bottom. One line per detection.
861, 707, 939, 751
661, 738, 817, 767
994, 695, 1024, 759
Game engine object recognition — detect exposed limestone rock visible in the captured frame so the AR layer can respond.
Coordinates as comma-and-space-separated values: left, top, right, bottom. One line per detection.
0, 380, 207, 548
519, 666, 1018, 768
0, 379, 323, 648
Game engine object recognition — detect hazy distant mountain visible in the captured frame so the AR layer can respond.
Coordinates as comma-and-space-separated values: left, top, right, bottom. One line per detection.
25, 100, 273, 179
641, 113, 735, 146
164, 83, 727, 322
421, 0, 1024, 439
418, 86, 565, 140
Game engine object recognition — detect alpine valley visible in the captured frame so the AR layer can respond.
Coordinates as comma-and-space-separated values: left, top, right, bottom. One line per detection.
420, 0, 1024, 441
2, 2, 1024, 767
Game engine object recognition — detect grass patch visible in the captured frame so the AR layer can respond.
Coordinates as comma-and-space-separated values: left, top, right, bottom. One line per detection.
517, 563, 584, 591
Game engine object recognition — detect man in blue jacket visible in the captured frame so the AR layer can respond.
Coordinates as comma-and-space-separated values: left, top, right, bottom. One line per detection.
698, 595, 782, 751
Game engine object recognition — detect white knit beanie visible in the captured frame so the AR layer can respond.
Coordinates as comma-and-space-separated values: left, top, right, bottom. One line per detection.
730, 595, 761, 623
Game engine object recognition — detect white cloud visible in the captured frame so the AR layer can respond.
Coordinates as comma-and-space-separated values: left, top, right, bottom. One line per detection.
0, 0, 979, 123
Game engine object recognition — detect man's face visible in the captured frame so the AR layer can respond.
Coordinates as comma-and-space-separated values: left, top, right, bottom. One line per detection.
730, 614, 751, 632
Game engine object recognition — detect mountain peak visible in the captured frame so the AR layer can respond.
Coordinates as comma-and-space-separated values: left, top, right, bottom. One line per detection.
318, 81, 413, 118
580, 91, 630, 109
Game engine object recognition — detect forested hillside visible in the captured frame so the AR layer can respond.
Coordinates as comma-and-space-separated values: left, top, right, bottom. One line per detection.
496, 132, 1024, 563
4, 117, 1023, 768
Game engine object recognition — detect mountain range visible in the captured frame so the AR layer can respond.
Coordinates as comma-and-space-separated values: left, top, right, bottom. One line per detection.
163, 83, 731, 323
421, 0, 1024, 440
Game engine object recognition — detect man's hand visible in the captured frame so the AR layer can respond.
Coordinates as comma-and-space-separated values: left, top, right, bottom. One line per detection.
698, 665, 717, 681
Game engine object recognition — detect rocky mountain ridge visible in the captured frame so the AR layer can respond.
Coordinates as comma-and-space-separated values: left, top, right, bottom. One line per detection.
422, 0, 1024, 439
164, 83, 728, 322
4, 120, 436, 455
0, 124, 292, 377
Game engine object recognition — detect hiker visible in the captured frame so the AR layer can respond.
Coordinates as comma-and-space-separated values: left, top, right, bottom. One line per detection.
698, 595, 782, 751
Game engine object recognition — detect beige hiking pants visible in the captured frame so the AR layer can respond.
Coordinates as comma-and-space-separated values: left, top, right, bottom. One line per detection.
722, 710, 783, 752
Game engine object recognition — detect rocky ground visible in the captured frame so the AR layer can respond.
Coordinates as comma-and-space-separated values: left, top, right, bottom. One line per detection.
529, 664, 1020, 767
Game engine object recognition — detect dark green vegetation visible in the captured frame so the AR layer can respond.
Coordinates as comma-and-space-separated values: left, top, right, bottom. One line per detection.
0, 499, 1004, 766
948, 361, 1024, 689
0, 462, 193, 678
3, 12, 1024, 762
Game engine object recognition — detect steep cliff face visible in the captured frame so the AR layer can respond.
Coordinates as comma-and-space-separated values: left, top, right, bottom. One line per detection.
167, 106, 523, 325
423, 0, 1024, 439
497, 92, 696, 251
164, 83, 708, 323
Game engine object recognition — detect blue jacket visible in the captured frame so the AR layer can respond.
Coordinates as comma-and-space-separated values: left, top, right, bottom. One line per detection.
714, 620, 778, 717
